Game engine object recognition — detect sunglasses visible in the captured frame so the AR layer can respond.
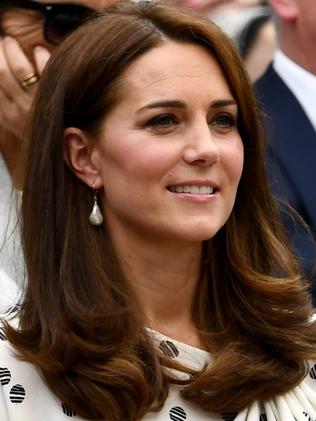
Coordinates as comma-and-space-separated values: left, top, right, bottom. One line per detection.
0, 0, 93, 45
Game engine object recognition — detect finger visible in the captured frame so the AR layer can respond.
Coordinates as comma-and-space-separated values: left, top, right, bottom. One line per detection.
33, 46, 51, 75
0, 82, 14, 124
34, 0, 115, 9
36, 0, 95, 5
3, 36, 38, 94
0, 44, 12, 102
0, 37, 36, 139
36, 0, 77, 3
0, 88, 24, 138
0, 39, 19, 99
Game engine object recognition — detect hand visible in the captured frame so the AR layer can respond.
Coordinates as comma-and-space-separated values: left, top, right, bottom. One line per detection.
35, 0, 119, 10
0, 36, 50, 140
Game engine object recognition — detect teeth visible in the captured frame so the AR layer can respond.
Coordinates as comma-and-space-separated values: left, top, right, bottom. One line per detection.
169, 185, 214, 195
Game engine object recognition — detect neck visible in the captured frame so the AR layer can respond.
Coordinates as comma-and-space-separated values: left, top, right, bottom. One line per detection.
280, 26, 316, 75
109, 222, 204, 348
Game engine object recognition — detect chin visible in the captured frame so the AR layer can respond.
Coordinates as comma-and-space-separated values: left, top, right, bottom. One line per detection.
175, 225, 223, 243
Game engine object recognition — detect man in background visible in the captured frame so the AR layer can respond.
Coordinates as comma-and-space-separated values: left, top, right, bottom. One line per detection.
255, 0, 316, 302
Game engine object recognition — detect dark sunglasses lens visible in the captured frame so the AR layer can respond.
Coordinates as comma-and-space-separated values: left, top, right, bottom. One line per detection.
46, 12, 88, 45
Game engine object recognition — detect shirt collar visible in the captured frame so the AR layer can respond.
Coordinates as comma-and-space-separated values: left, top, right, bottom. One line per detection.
273, 49, 316, 132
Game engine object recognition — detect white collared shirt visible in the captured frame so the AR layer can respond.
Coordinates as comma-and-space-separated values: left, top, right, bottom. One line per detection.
273, 49, 316, 132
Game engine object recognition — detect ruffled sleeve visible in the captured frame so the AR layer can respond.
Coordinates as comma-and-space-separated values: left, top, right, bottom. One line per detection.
234, 362, 316, 421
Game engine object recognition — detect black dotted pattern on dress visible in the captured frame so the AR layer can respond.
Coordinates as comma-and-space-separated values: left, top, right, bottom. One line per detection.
0, 359, 77, 417
3, 331, 316, 419
62, 402, 76, 417
0, 367, 11, 385
303, 411, 313, 421
159, 340, 179, 358
0, 326, 6, 341
310, 364, 316, 379
9, 384, 25, 403
169, 406, 187, 420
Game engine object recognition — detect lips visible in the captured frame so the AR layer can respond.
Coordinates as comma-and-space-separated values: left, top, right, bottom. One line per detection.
167, 184, 216, 195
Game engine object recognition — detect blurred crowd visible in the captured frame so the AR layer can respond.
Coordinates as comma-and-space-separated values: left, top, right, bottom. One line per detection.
181, 0, 276, 81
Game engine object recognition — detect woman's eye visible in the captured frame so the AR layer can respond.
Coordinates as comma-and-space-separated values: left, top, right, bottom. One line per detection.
211, 113, 236, 128
147, 114, 178, 128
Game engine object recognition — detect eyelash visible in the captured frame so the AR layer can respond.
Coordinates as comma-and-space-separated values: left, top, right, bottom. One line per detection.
211, 113, 236, 128
147, 114, 178, 128
145, 112, 237, 131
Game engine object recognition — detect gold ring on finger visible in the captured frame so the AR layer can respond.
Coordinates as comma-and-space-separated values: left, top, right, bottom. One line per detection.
20, 73, 40, 90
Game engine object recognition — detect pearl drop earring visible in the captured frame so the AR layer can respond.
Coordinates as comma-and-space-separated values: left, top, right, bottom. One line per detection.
89, 187, 103, 226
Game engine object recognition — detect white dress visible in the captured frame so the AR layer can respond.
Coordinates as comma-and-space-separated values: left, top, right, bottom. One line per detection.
1, 325, 316, 421
0, 155, 22, 312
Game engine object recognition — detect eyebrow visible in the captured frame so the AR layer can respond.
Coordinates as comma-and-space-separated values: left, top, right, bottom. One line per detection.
137, 98, 237, 113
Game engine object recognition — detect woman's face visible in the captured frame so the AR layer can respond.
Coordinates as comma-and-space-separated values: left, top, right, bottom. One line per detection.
90, 41, 244, 245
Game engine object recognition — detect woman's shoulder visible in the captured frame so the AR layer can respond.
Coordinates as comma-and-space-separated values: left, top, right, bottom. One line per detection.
2, 324, 316, 420
148, 330, 316, 420
0, 318, 80, 421
234, 360, 316, 421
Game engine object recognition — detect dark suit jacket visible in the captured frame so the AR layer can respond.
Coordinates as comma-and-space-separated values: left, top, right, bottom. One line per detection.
255, 64, 316, 302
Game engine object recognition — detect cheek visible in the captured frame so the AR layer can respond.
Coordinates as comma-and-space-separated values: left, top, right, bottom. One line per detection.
222, 139, 244, 183
102, 139, 178, 181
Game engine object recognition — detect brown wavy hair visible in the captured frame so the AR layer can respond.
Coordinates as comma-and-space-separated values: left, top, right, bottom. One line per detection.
5, 2, 316, 420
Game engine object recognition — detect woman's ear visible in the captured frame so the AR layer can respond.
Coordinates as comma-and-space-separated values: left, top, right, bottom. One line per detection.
63, 127, 103, 189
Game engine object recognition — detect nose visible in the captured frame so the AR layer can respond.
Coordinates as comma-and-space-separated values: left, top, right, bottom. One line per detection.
183, 120, 220, 167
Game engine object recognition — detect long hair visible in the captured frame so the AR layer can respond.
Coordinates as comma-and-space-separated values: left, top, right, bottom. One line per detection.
5, 2, 316, 419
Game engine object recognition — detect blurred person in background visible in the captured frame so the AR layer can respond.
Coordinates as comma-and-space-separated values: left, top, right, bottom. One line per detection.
255, 0, 316, 304
179, 0, 262, 17
0, 0, 114, 309
238, 6, 276, 81
0, 0, 51, 307
178, 0, 268, 41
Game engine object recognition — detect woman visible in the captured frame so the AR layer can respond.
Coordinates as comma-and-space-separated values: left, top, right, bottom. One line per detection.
1, 2, 316, 420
